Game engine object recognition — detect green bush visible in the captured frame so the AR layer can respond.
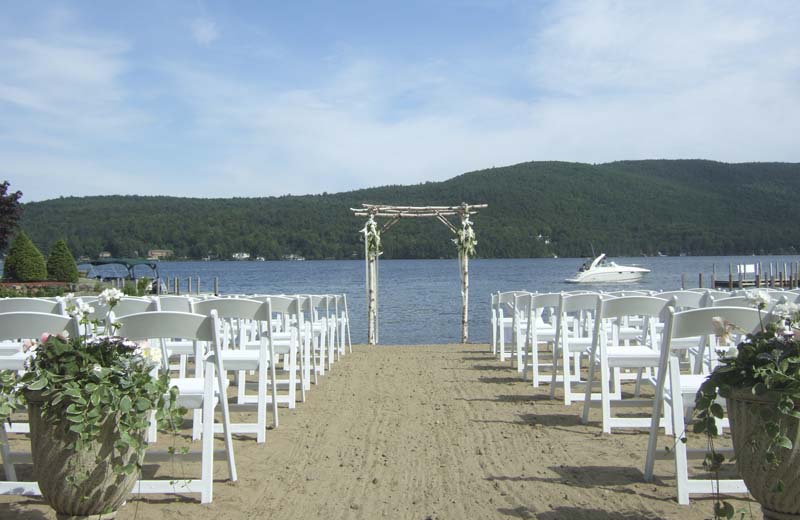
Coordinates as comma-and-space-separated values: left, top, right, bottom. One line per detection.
46, 239, 79, 283
122, 280, 138, 296
3, 231, 47, 282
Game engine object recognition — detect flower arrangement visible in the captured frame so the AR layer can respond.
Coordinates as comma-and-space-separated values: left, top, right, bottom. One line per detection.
694, 290, 800, 518
453, 218, 477, 257
0, 289, 183, 476
361, 215, 382, 257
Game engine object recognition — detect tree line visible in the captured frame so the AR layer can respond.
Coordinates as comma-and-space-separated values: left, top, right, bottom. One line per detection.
14, 159, 800, 260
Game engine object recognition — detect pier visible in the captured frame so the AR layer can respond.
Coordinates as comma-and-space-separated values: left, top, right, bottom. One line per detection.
708, 261, 800, 289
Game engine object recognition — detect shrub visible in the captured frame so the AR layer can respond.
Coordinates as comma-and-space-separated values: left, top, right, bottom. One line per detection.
3, 231, 47, 282
46, 239, 79, 283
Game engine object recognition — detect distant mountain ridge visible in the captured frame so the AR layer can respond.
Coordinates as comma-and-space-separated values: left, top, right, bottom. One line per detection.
18, 159, 800, 260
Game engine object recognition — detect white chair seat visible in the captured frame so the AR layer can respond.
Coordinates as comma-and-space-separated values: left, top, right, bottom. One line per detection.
165, 339, 195, 356
678, 374, 707, 394
605, 346, 661, 368
172, 376, 229, 409
219, 350, 270, 371
0, 352, 28, 371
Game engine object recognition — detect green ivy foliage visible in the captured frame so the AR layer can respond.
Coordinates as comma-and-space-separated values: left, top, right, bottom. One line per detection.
3, 231, 47, 281
46, 238, 79, 283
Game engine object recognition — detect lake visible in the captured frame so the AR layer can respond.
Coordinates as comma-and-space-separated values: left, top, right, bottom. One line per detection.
108, 255, 798, 345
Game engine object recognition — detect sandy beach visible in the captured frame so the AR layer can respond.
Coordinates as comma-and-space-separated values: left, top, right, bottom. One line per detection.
1, 343, 753, 520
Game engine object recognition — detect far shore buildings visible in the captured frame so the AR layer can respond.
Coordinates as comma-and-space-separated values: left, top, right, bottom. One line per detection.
147, 249, 174, 260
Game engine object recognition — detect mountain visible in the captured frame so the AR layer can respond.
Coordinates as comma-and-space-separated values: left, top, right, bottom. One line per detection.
17, 160, 800, 260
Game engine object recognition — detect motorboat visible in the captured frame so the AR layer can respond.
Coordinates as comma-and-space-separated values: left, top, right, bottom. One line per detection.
565, 254, 650, 283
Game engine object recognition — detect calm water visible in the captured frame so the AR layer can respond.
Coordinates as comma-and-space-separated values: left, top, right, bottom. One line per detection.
90, 256, 800, 345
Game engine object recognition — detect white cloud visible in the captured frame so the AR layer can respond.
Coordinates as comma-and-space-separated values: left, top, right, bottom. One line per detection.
5, 2, 800, 202
190, 18, 219, 46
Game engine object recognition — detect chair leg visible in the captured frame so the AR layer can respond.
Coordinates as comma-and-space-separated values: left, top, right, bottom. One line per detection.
562, 343, 573, 406
256, 361, 267, 443
201, 369, 215, 504
0, 426, 17, 481
270, 354, 279, 429
600, 357, 612, 434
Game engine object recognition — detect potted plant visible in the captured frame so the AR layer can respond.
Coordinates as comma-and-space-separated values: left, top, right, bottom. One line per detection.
0, 289, 184, 519
695, 292, 800, 520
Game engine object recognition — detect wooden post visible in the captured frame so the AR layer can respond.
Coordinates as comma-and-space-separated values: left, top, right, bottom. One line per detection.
213, 276, 219, 296
698, 272, 703, 288
187, 277, 192, 294
196, 276, 201, 295
712, 264, 716, 288
728, 263, 733, 289
681, 273, 686, 290
175, 276, 180, 296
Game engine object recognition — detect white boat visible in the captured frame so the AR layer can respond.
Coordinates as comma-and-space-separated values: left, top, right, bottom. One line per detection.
565, 254, 650, 283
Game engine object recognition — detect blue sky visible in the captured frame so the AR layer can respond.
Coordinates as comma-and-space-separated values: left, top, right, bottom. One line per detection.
2, 1, 799, 201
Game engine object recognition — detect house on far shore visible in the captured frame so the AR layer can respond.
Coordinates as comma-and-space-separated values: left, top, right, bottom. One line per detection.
147, 249, 174, 260
98, 251, 112, 259
232, 252, 250, 260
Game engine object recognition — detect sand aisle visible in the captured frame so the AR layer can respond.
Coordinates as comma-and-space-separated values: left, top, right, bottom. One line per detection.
1, 344, 752, 519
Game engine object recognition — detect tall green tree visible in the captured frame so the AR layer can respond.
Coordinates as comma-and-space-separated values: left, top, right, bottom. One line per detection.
3, 231, 47, 282
46, 239, 79, 283
0, 181, 23, 252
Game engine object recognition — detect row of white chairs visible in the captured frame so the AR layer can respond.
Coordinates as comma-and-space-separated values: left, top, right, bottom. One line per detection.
0, 292, 352, 503
489, 287, 792, 505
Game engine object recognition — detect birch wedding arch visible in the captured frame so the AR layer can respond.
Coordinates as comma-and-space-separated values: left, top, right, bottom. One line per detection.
350, 203, 487, 345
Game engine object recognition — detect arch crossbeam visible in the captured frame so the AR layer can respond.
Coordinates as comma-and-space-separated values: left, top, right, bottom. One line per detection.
350, 202, 487, 345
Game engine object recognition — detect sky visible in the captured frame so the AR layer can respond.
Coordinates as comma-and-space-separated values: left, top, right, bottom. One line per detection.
2, 1, 799, 202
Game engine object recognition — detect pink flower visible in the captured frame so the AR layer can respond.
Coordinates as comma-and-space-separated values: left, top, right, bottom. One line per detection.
40, 333, 51, 344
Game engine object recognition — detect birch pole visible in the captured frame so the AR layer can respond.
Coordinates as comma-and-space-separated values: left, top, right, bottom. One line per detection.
454, 205, 476, 344
362, 215, 381, 345
460, 248, 469, 343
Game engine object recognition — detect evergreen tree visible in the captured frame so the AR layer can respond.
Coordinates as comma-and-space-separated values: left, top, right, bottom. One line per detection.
46, 239, 79, 283
0, 181, 23, 252
3, 231, 47, 282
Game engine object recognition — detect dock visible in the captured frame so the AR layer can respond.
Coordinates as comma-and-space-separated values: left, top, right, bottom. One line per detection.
710, 261, 800, 289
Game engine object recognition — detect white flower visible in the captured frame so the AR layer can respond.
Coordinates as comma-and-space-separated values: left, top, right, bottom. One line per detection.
92, 364, 103, 374
744, 289, 771, 309
711, 316, 734, 343
774, 302, 800, 317
98, 288, 124, 307
137, 340, 162, 364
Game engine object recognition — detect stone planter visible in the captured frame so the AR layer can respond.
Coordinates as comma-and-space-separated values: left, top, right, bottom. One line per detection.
727, 388, 800, 519
26, 392, 146, 520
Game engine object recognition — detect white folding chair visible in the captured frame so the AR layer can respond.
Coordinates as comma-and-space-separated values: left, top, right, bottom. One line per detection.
0, 298, 66, 315
520, 292, 559, 387
155, 296, 197, 378
580, 295, 669, 433
192, 298, 278, 440
115, 310, 237, 504
304, 295, 328, 380
549, 292, 601, 405
643, 306, 764, 504
334, 294, 353, 356
0, 312, 78, 493
495, 291, 527, 362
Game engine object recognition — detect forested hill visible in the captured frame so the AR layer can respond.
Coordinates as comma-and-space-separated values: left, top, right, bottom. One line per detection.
18, 160, 800, 260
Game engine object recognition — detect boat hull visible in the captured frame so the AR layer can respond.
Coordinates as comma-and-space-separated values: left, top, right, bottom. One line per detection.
564, 269, 649, 284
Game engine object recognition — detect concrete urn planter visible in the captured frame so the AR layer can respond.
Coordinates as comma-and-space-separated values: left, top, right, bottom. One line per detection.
27, 392, 146, 520
727, 388, 800, 520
